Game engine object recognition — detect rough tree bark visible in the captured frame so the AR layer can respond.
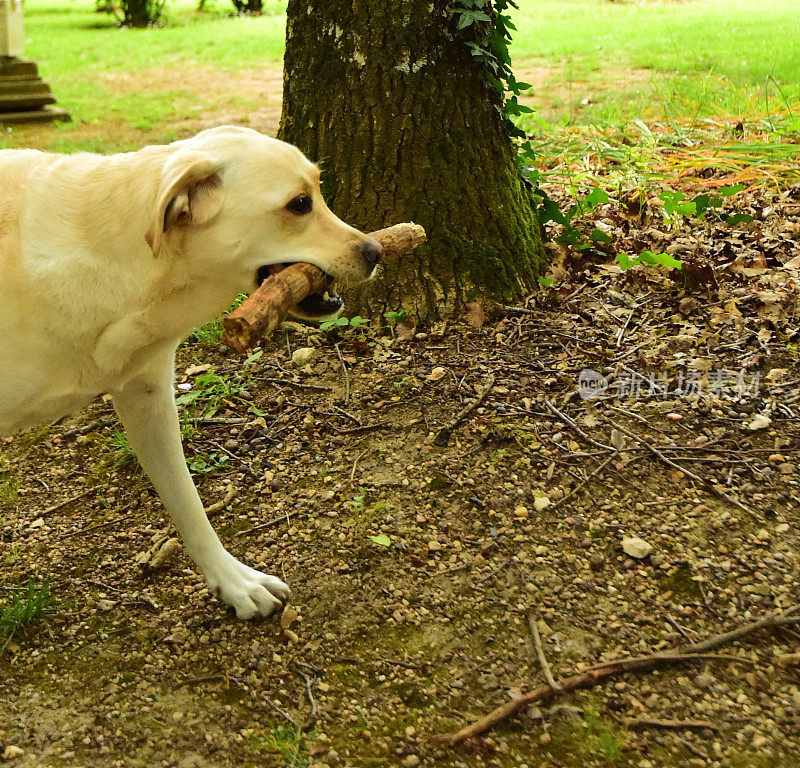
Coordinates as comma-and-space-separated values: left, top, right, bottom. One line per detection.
278, 0, 546, 319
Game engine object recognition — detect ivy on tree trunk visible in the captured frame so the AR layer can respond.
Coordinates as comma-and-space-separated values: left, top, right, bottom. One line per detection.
279, 0, 546, 318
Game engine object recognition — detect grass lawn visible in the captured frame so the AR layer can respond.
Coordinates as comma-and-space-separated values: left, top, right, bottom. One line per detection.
3, 0, 798, 186
511, 0, 800, 123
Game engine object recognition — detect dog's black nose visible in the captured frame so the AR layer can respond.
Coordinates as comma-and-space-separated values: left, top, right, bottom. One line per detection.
360, 238, 383, 269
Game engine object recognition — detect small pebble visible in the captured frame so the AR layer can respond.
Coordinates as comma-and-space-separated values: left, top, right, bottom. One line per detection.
622, 536, 653, 559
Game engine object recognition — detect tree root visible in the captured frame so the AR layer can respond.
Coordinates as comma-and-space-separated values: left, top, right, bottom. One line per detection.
438, 604, 800, 747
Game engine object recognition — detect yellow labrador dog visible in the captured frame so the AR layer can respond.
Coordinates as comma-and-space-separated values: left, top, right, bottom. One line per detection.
0, 125, 381, 619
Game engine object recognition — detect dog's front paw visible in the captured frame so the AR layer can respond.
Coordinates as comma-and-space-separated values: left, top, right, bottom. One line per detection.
203, 555, 290, 620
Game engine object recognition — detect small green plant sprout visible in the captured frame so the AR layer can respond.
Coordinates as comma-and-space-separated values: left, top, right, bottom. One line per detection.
109, 428, 137, 466
243, 349, 263, 367
253, 722, 308, 768
187, 452, 230, 475
383, 309, 407, 325
393, 374, 414, 394
659, 184, 753, 225
616, 250, 682, 272
538, 276, 554, 288
1, 580, 55, 650
539, 187, 613, 249
344, 489, 393, 541
320, 315, 371, 333
176, 372, 261, 421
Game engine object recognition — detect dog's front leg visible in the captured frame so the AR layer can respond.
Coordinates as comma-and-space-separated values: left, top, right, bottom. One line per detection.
110, 357, 289, 619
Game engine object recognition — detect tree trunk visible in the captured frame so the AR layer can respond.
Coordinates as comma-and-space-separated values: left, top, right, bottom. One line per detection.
279, 0, 546, 319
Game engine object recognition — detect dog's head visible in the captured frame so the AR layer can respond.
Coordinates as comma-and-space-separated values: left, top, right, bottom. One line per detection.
145, 126, 381, 321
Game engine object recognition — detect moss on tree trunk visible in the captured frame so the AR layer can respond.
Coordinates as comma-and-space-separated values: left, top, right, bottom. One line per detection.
279, 0, 546, 318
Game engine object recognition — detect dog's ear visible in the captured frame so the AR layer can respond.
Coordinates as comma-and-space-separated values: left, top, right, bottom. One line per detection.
146, 153, 224, 258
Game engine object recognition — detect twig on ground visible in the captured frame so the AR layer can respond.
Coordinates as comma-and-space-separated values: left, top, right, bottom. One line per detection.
258, 377, 333, 392
236, 511, 305, 538
603, 417, 757, 518
438, 604, 800, 747
59, 510, 133, 540
631, 718, 718, 732
209, 440, 255, 476
433, 373, 496, 446
333, 423, 389, 435
37, 488, 95, 519
205, 483, 236, 516
665, 613, 693, 642
545, 400, 614, 451
60, 417, 116, 438
674, 735, 712, 761
616, 307, 637, 347
293, 662, 318, 718
551, 453, 616, 510
526, 609, 561, 691
334, 343, 351, 405
231, 675, 297, 727
349, 449, 368, 484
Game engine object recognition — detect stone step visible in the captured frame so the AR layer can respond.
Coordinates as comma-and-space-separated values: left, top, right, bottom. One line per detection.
0, 90, 56, 110
0, 106, 71, 124
0, 56, 40, 78
0, 80, 52, 96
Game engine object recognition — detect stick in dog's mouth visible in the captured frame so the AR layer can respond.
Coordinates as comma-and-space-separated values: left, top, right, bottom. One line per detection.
256, 262, 342, 319
223, 223, 426, 353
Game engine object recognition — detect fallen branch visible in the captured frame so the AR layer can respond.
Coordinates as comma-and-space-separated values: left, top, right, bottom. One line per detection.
630, 718, 718, 732
438, 604, 800, 747
222, 223, 426, 352
527, 609, 561, 692
37, 488, 95, 519
545, 400, 614, 451
433, 373, 496, 446
551, 452, 616, 510
603, 417, 757, 518
205, 483, 236, 516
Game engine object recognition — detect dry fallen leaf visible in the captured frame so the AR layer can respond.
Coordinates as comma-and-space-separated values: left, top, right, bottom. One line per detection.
464, 301, 486, 329
280, 605, 299, 630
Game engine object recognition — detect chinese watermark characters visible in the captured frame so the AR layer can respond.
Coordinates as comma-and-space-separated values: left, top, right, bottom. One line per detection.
578, 368, 760, 401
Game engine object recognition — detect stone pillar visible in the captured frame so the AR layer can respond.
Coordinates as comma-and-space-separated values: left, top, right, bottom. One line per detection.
0, 0, 70, 124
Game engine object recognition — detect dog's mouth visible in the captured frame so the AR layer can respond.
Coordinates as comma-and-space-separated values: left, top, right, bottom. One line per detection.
256, 263, 344, 320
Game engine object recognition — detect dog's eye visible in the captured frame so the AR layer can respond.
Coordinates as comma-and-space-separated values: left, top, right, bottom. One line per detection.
286, 195, 313, 215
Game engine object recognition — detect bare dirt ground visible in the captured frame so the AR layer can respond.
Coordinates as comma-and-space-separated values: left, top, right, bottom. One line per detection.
1, 174, 799, 767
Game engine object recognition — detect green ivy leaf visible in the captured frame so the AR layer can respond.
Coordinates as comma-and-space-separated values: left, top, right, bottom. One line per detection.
590, 228, 612, 243
583, 188, 610, 209
719, 183, 746, 197
722, 212, 754, 225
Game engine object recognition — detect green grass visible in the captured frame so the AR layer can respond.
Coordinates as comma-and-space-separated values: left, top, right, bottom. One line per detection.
108, 428, 138, 466
1, 580, 55, 650
14, 0, 798, 137
509, 0, 800, 123
252, 723, 308, 768
13, 0, 286, 137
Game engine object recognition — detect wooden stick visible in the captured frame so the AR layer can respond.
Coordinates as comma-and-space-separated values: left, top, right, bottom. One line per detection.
630, 719, 718, 732
603, 417, 757, 518
222, 222, 426, 352
438, 605, 800, 747
527, 609, 561, 691
432, 373, 496, 446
